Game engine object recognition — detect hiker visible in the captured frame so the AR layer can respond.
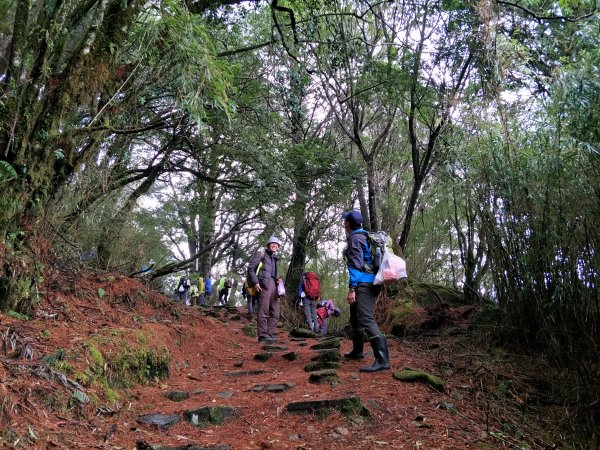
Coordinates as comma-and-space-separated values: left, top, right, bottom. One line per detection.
218, 276, 231, 306
205, 277, 213, 304
316, 299, 341, 336
177, 275, 191, 306
197, 275, 206, 306
247, 236, 281, 343
189, 282, 200, 305
298, 272, 321, 331
342, 210, 391, 372
140, 259, 154, 274
244, 278, 258, 317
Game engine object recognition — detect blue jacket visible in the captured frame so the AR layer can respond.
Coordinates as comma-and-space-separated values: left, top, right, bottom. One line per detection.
205, 278, 212, 295
345, 229, 375, 287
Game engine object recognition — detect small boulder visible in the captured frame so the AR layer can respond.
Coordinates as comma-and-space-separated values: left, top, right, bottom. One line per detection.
164, 391, 190, 402
304, 361, 340, 372
290, 328, 316, 339
254, 352, 273, 362
311, 349, 341, 362
282, 352, 298, 361
136, 413, 180, 428
308, 369, 340, 384
310, 338, 341, 350
183, 406, 239, 427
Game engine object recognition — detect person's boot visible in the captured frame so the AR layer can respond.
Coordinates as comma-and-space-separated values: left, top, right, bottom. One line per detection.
360, 336, 391, 372
344, 332, 365, 360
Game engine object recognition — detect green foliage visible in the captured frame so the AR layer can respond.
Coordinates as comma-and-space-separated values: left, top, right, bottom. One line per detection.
43, 349, 74, 373
139, 0, 235, 125
7, 310, 29, 321
0, 160, 17, 182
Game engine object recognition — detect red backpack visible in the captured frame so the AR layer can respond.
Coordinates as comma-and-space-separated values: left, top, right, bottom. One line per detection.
303, 272, 321, 299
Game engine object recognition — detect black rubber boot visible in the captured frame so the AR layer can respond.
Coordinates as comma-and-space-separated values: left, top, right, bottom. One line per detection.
344, 332, 365, 360
360, 336, 391, 372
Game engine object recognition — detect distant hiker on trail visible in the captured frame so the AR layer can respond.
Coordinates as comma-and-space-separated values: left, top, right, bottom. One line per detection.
189, 282, 200, 305
205, 277, 213, 303
243, 278, 258, 317
218, 276, 231, 306
342, 210, 391, 372
247, 236, 281, 344
177, 275, 192, 306
316, 299, 340, 336
140, 259, 154, 274
299, 272, 321, 332
197, 275, 206, 306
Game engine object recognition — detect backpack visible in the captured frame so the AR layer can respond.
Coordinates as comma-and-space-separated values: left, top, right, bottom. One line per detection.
303, 272, 321, 299
246, 251, 265, 297
360, 231, 390, 273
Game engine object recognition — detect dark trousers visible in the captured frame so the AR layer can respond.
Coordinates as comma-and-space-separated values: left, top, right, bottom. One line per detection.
218, 288, 229, 305
257, 279, 280, 339
349, 283, 382, 339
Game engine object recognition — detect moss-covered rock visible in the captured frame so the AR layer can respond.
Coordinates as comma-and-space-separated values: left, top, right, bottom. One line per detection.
287, 397, 370, 418
242, 324, 257, 337
165, 391, 190, 402
183, 406, 239, 427
254, 352, 273, 362
282, 352, 298, 361
311, 349, 341, 363
84, 328, 170, 388
393, 369, 445, 392
310, 338, 341, 350
308, 369, 340, 384
290, 328, 316, 338
304, 361, 340, 372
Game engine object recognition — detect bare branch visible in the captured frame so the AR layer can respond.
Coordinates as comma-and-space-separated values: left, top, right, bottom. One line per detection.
497, 0, 596, 22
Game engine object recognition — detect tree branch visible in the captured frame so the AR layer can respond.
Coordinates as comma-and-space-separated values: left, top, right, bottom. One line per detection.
497, 0, 596, 22
217, 39, 276, 58
150, 215, 257, 279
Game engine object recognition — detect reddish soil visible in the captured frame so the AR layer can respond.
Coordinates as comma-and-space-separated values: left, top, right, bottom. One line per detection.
0, 272, 556, 449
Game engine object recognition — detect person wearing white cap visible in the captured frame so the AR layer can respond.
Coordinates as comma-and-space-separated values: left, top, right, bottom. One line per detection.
247, 236, 281, 343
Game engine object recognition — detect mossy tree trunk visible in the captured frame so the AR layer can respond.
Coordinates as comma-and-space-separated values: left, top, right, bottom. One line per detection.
0, 0, 147, 311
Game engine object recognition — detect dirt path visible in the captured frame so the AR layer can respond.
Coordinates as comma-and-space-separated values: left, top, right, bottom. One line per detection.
0, 275, 505, 449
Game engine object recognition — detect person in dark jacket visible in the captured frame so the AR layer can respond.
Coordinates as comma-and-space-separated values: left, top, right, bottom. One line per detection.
342, 210, 391, 372
247, 236, 281, 343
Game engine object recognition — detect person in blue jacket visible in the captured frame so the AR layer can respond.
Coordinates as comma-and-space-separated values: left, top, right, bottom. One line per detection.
342, 210, 391, 372
205, 277, 213, 303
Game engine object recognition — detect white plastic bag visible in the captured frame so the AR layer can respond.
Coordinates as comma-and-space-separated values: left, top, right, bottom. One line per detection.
277, 279, 286, 296
373, 251, 407, 285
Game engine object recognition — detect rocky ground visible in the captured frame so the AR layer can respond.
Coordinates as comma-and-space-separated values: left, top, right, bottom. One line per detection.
0, 273, 565, 449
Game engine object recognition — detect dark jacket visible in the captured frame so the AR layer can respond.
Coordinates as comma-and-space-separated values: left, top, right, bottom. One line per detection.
247, 248, 278, 288
344, 229, 375, 287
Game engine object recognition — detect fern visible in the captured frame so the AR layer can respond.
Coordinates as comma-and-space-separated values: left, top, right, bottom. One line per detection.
0, 160, 17, 181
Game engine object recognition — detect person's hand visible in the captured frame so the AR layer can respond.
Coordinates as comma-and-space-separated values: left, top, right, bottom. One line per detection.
255, 283, 262, 293
347, 289, 356, 304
